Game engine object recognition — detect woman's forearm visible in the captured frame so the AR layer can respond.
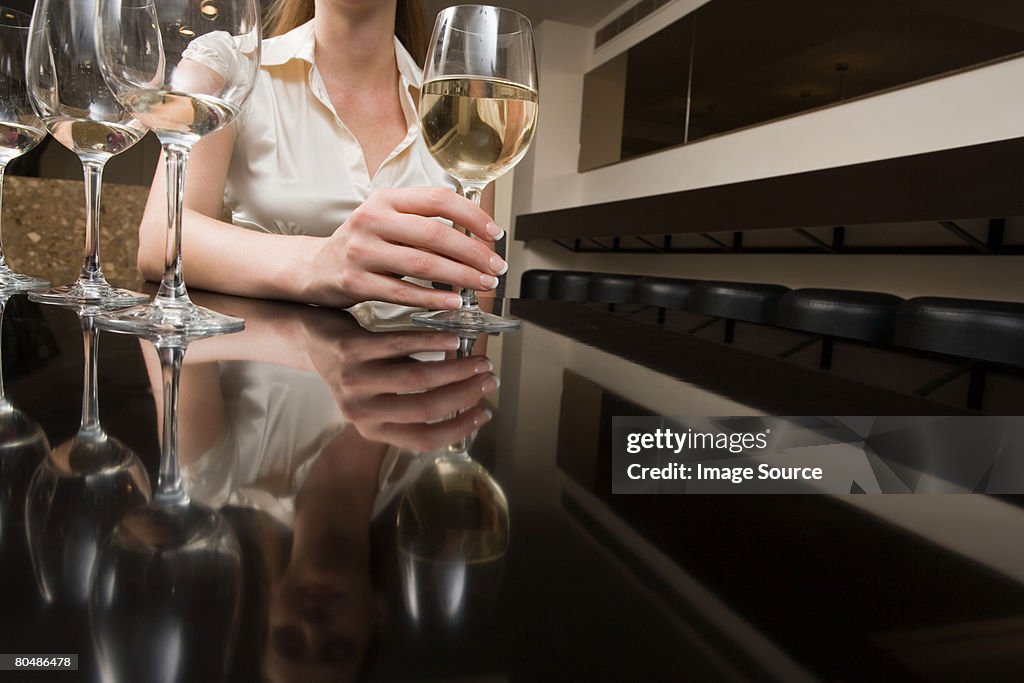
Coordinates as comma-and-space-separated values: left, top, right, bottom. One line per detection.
138, 208, 321, 303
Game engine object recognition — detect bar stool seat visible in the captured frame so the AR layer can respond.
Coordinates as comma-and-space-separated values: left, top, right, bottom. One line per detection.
550, 271, 593, 302
777, 289, 903, 343
520, 269, 558, 300
635, 277, 698, 310
587, 273, 640, 304
688, 281, 790, 324
895, 297, 1024, 367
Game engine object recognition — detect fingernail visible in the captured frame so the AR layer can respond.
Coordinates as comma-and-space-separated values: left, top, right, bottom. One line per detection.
486, 222, 504, 240
443, 334, 460, 350
489, 255, 508, 275
444, 295, 463, 309
474, 408, 493, 425
480, 274, 498, 290
481, 374, 500, 393
475, 358, 494, 374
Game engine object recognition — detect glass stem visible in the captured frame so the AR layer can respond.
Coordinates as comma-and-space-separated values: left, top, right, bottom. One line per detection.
457, 184, 487, 311
156, 343, 188, 506
446, 333, 479, 456
80, 160, 106, 283
0, 163, 8, 268
79, 315, 101, 434
157, 144, 191, 305
0, 298, 8, 411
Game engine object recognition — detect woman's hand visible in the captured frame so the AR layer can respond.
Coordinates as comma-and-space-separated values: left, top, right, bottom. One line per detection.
303, 327, 499, 452
299, 187, 508, 309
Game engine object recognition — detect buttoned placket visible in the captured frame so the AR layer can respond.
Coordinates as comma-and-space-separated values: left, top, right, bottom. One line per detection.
305, 61, 420, 196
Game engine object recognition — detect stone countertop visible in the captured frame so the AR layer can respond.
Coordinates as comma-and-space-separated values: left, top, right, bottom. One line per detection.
2, 176, 148, 286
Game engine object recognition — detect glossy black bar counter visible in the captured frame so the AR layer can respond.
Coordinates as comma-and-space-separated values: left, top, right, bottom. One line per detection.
0, 291, 1022, 682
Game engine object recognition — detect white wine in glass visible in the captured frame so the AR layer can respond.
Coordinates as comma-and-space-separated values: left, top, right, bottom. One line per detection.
413, 5, 539, 334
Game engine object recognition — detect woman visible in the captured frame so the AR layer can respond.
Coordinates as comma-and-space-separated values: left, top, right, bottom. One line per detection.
137, 0, 507, 309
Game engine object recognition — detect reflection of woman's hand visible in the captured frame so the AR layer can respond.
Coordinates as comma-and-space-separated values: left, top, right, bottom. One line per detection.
304, 328, 499, 451
301, 187, 508, 309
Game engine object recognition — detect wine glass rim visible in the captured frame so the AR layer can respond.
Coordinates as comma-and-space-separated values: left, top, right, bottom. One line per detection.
438, 4, 534, 35
0, 5, 30, 29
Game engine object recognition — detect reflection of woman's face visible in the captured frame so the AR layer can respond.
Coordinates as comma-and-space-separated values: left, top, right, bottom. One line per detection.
265, 561, 378, 682
263, 427, 388, 682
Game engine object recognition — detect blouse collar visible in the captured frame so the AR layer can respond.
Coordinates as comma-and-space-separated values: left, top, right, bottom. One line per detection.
261, 19, 423, 88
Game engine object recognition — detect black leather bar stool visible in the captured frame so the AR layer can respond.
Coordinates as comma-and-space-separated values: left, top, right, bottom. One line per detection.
777, 288, 903, 369
896, 298, 1024, 367
587, 274, 640, 310
688, 281, 790, 343
587, 273, 639, 303
635, 277, 698, 324
520, 269, 558, 300
777, 289, 903, 342
635, 277, 698, 309
895, 297, 1024, 409
550, 271, 593, 302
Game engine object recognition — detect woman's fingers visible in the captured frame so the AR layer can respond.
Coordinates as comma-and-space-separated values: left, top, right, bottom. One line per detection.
344, 355, 492, 396
366, 243, 501, 293
378, 187, 503, 242
335, 330, 461, 364
348, 371, 499, 424
359, 406, 490, 452
338, 271, 464, 310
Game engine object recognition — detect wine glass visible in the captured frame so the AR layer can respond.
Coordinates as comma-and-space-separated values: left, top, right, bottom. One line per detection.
24, 309, 151, 604
396, 444, 509, 633
94, 0, 260, 337
0, 293, 50, 554
412, 5, 538, 333
25, 0, 149, 308
0, 7, 49, 292
395, 332, 508, 633
90, 336, 241, 681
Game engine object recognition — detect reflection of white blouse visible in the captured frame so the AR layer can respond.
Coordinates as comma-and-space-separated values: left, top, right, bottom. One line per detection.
183, 362, 345, 528
223, 20, 459, 237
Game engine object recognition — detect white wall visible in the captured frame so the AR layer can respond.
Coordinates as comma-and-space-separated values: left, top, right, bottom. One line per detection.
507, 2, 1024, 301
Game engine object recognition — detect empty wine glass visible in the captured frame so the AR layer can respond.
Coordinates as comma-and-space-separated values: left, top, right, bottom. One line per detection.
95, 0, 260, 337
412, 5, 538, 333
90, 336, 241, 681
24, 309, 150, 604
0, 7, 49, 292
0, 292, 50, 554
25, 0, 149, 308
90, 503, 241, 683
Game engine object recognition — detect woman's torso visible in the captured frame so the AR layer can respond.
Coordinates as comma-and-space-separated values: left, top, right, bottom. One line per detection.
224, 20, 458, 237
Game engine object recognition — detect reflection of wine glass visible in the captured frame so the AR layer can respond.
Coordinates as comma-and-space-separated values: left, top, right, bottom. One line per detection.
412, 5, 538, 334
90, 340, 241, 682
25, 0, 149, 308
24, 311, 150, 604
95, 0, 260, 336
396, 444, 509, 633
90, 504, 242, 683
0, 7, 50, 292
0, 294, 50, 552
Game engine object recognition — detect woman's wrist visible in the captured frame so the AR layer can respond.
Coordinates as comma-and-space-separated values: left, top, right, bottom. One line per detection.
276, 234, 327, 304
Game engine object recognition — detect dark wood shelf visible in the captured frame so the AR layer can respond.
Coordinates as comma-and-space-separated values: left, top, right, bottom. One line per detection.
515, 136, 1024, 241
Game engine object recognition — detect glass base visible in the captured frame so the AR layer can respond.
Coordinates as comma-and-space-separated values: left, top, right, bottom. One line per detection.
0, 266, 49, 294
95, 298, 244, 343
412, 307, 521, 333
28, 278, 148, 309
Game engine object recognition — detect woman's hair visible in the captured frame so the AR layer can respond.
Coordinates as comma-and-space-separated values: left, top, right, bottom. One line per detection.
264, 0, 428, 66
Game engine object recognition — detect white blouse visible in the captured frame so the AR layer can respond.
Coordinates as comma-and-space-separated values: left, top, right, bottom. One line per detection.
224, 20, 459, 237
